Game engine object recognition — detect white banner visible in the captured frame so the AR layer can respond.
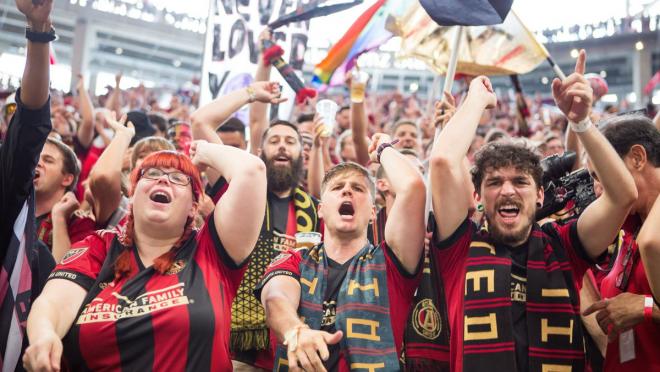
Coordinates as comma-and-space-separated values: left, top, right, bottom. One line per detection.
201, 0, 317, 123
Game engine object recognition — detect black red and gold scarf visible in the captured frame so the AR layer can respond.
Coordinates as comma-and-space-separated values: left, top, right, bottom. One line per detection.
463, 223, 585, 371
230, 188, 320, 352
367, 207, 388, 246
403, 214, 451, 371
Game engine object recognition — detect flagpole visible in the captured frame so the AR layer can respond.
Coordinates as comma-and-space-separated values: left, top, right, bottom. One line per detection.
442, 26, 464, 94
426, 75, 441, 118
425, 25, 464, 224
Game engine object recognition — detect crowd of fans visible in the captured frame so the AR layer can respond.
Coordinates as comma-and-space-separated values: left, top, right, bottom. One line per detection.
2, 1, 660, 372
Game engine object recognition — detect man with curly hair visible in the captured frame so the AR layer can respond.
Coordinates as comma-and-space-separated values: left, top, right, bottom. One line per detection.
421, 51, 638, 372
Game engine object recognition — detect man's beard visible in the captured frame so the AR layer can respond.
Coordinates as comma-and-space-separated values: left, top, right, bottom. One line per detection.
485, 202, 535, 246
262, 152, 303, 193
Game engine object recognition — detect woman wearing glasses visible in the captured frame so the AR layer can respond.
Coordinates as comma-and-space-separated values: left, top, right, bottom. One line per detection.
23, 141, 267, 371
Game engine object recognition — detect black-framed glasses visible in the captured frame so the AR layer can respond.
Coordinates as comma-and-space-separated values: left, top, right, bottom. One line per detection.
141, 167, 190, 186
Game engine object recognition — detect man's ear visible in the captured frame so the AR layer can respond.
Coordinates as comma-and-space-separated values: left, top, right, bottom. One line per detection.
317, 202, 324, 220
61, 173, 74, 188
536, 186, 544, 207
627, 144, 647, 171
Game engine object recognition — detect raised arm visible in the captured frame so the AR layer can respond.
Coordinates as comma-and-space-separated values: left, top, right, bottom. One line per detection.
1, 0, 54, 261
249, 29, 274, 155
191, 81, 285, 145
564, 125, 583, 171
190, 141, 267, 264
191, 81, 284, 184
105, 73, 123, 116
370, 134, 426, 273
350, 86, 371, 166
638, 195, 660, 301
75, 74, 96, 148
87, 113, 134, 226
17, 0, 52, 110
553, 51, 637, 259
23, 279, 87, 371
261, 275, 342, 371
51, 192, 80, 262
307, 118, 327, 199
430, 77, 496, 240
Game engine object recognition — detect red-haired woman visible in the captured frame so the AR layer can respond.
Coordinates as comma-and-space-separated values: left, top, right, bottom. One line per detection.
23, 141, 266, 371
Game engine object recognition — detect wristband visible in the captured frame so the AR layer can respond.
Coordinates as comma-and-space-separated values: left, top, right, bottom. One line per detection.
245, 85, 257, 103
25, 26, 57, 43
376, 139, 400, 163
644, 295, 654, 322
283, 323, 309, 352
569, 117, 592, 133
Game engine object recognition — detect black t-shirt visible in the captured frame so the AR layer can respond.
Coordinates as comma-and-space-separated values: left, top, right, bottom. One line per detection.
504, 243, 529, 372
321, 257, 353, 372
270, 195, 291, 233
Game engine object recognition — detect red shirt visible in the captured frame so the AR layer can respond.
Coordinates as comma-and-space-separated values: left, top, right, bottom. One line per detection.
48, 216, 247, 371
431, 219, 592, 372
36, 211, 98, 251
257, 242, 420, 372
600, 229, 660, 371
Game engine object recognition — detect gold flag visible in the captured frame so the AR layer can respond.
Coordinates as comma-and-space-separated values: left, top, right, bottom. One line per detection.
389, 3, 549, 76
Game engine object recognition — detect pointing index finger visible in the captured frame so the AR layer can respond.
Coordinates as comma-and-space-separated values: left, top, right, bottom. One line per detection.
583, 298, 608, 316
575, 49, 586, 75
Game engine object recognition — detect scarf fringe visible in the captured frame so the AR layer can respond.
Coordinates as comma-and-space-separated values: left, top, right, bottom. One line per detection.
230, 328, 270, 352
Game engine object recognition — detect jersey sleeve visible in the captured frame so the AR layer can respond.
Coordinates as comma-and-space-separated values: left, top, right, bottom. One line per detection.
382, 241, 422, 296
253, 250, 302, 302
47, 232, 112, 291
0, 89, 51, 261
68, 214, 98, 245
543, 219, 603, 285
196, 214, 249, 294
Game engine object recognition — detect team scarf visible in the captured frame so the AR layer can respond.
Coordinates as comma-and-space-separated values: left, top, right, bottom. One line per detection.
0, 195, 35, 372
367, 207, 387, 246
403, 245, 451, 371
274, 243, 399, 371
463, 223, 585, 371
231, 188, 319, 352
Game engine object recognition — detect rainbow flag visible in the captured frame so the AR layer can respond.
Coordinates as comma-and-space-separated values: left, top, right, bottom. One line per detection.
313, 0, 402, 86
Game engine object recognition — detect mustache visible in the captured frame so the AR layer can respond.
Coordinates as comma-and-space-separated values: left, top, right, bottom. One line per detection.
494, 196, 523, 210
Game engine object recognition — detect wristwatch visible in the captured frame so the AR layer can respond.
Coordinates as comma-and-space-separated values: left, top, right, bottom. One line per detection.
25, 26, 58, 43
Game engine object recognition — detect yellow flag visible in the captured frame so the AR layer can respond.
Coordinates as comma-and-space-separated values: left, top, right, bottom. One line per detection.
389, 3, 549, 76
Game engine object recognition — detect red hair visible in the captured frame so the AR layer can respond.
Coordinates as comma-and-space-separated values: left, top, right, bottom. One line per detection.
115, 151, 203, 279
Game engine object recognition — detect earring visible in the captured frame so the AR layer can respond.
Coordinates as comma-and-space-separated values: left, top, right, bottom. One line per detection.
536, 202, 542, 208
477, 204, 484, 212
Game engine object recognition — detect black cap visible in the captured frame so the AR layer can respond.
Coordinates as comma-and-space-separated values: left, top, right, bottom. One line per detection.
127, 110, 155, 146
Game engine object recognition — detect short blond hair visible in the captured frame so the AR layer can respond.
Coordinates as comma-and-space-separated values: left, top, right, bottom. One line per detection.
321, 162, 375, 202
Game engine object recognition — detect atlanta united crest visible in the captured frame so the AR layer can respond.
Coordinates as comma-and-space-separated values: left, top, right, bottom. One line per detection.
412, 298, 441, 339
165, 260, 187, 275
61, 247, 88, 265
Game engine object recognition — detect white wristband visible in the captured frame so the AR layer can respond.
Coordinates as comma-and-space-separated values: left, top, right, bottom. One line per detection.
569, 117, 592, 133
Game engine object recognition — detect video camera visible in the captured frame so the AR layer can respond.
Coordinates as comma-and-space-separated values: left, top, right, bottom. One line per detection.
536, 151, 597, 221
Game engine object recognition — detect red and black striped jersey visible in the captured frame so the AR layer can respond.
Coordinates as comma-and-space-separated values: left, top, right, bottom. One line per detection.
48, 217, 247, 371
